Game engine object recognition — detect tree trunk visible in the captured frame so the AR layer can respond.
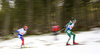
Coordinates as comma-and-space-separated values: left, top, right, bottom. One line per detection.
55, 0, 61, 26
2, 0, 10, 36
47, 0, 51, 31
26, 0, 34, 34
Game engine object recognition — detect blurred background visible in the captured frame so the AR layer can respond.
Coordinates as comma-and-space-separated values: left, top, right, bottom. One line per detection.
0, 0, 100, 36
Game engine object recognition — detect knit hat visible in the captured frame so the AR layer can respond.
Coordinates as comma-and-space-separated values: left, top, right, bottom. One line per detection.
24, 26, 28, 29
72, 19, 76, 22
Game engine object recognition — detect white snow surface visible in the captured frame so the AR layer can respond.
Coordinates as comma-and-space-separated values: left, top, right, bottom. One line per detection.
0, 28, 100, 54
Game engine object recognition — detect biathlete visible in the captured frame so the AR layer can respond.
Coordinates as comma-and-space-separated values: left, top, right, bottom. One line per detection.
63, 19, 78, 45
12, 26, 28, 48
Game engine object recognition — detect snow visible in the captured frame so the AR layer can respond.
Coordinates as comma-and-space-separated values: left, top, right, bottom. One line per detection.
0, 28, 100, 54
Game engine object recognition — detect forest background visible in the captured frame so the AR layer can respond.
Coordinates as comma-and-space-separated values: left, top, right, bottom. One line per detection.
0, 0, 100, 36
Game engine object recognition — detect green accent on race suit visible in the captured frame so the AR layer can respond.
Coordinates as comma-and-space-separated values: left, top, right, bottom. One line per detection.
66, 29, 76, 43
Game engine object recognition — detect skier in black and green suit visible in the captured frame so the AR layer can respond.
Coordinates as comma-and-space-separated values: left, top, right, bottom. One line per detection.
63, 19, 78, 45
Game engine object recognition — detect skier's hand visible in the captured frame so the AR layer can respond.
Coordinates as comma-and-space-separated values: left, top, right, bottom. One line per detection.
11, 32, 14, 34
11, 32, 15, 34
63, 26, 66, 28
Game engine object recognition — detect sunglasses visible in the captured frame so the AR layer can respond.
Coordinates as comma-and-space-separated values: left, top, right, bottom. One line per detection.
26, 28, 28, 29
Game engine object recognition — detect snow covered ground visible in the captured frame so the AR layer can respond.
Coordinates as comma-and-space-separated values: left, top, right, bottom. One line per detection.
0, 28, 100, 54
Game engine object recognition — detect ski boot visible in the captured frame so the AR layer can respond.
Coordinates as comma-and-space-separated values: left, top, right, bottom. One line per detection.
73, 41, 78, 45
66, 43, 70, 45
21, 44, 25, 48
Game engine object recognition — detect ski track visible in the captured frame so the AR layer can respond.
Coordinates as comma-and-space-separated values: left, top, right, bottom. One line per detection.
0, 28, 100, 54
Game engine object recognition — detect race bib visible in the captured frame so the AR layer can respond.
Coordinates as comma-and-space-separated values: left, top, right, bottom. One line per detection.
67, 30, 71, 33
21, 32, 24, 35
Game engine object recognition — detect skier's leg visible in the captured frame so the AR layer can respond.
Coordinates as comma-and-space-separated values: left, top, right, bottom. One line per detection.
20, 36, 25, 48
18, 35, 24, 45
71, 32, 78, 45
66, 34, 71, 45
72, 32, 76, 41
18, 34, 25, 48
66, 29, 71, 45
20, 36, 24, 45
22, 38, 24, 45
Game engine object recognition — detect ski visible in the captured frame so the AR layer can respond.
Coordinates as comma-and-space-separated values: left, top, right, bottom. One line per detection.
66, 44, 84, 46
20, 46, 38, 49
73, 44, 84, 45
21, 46, 32, 49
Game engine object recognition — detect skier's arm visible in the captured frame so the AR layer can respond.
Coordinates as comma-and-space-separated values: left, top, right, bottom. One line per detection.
11, 31, 18, 34
63, 22, 69, 28
11, 29, 20, 34
67, 21, 72, 27
15, 31, 19, 33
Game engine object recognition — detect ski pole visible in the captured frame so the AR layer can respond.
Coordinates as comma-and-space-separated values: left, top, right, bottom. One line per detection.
57, 23, 68, 33
57, 28, 65, 33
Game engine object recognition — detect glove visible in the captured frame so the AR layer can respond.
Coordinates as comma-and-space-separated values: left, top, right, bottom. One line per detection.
11, 33, 14, 34
63, 26, 66, 28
